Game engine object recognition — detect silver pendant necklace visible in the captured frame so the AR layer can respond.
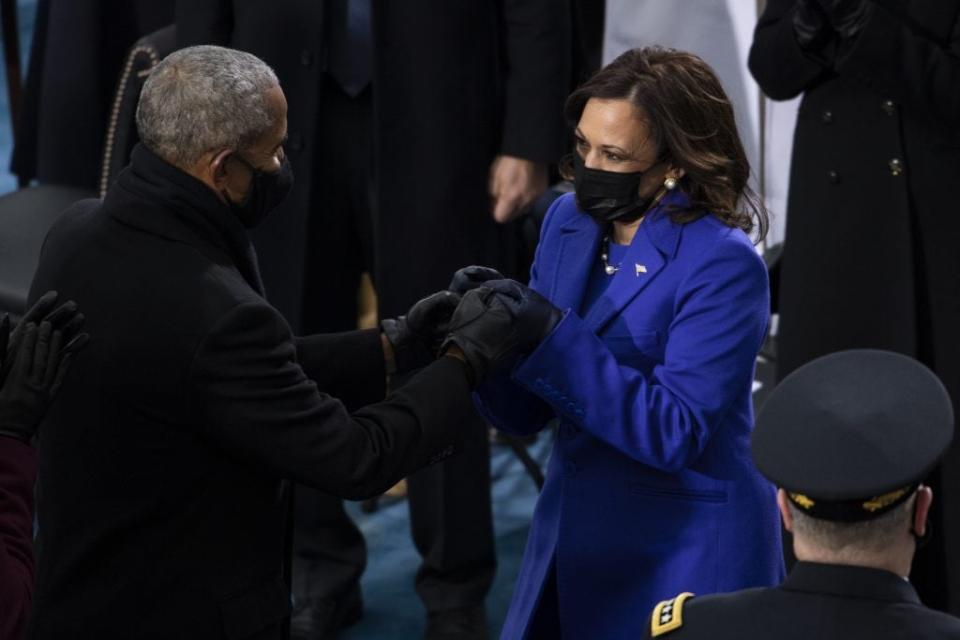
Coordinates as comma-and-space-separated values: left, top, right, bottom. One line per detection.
600, 235, 620, 275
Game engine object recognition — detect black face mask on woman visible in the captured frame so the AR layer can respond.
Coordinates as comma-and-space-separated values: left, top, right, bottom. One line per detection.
572, 152, 654, 225
226, 154, 295, 229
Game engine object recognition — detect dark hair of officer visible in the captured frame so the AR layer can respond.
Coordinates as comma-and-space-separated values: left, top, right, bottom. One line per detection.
560, 46, 768, 241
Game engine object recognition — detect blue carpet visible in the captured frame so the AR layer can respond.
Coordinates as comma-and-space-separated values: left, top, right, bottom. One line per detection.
340, 437, 547, 639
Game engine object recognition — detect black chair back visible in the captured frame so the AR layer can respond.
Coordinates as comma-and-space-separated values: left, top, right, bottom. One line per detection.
0, 24, 176, 317
99, 24, 177, 197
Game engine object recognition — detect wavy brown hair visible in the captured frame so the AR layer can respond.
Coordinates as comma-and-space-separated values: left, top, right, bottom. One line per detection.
563, 47, 768, 241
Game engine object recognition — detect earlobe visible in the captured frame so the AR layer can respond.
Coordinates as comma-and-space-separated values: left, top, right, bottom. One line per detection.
777, 489, 794, 532
210, 149, 232, 189
914, 486, 933, 537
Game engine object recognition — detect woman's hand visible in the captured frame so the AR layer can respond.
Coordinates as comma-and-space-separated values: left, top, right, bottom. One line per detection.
448, 265, 504, 295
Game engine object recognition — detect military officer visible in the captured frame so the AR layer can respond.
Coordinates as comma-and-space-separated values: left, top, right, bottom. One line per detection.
643, 349, 960, 639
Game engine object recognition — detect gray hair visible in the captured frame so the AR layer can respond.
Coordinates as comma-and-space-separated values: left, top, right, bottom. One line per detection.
136, 45, 279, 168
789, 496, 915, 555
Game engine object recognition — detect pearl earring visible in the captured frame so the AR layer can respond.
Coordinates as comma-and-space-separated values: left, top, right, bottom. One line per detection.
664, 177, 678, 190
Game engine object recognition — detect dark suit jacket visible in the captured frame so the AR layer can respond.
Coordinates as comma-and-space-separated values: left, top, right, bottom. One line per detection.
0, 437, 36, 640
176, 0, 570, 323
26, 145, 472, 639
642, 562, 960, 639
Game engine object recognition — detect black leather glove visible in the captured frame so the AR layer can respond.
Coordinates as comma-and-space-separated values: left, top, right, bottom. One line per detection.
2, 291, 86, 383
441, 287, 521, 387
381, 290, 461, 374
448, 265, 504, 295
792, 0, 832, 51
483, 279, 562, 350
816, 0, 872, 38
441, 280, 562, 387
0, 320, 83, 442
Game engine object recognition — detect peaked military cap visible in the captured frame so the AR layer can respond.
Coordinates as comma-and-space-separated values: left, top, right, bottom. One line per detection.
752, 349, 954, 522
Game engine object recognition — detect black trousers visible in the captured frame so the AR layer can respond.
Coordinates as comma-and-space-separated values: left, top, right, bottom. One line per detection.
293, 77, 496, 612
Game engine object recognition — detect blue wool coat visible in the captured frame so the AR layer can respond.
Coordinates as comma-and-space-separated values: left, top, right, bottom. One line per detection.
476, 192, 784, 639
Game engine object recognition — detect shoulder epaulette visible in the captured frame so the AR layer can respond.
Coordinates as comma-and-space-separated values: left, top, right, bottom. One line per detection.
651, 592, 695, 637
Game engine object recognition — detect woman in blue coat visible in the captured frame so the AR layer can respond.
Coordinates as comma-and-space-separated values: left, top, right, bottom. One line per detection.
470, 48, 784, 638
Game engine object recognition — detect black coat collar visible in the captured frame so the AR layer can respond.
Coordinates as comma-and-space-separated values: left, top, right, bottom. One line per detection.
782, 562, 921, 605
103, 144, 265, 295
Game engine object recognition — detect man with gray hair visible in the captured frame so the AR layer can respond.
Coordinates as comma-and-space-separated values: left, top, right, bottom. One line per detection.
24, 45, 503, 638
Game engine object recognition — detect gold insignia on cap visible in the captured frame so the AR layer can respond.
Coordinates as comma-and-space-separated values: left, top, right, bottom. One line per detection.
651, 592, 695, 637
863, 487, 910, 512
790, 493, 815, 509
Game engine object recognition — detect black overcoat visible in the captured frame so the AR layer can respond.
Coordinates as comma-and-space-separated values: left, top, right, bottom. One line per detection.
749, 0, 960, 612
176, 0, 570, 325
26, 146, 472, 639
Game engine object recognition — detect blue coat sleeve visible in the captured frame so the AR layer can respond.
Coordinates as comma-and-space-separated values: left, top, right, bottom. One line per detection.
472, 197, 562, 435
510, 238, 769, 473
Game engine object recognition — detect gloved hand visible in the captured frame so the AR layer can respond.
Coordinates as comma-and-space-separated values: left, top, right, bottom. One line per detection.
816, 0, 872, 37
381, 290, 461, 374
483, 279, 562, 350
1, 291, 86, 383
441, 280, 562, 387
448, 265, 504, 295
792, 0, 831, 50
0, 320, 85, 443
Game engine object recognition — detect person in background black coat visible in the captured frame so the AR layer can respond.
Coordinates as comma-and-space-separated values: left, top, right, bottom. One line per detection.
176, 3, 570, 637
748, 0, 960, 614
0, 293, 86, 640
643, 350, 960, 640
11, 0, 174, 188
24, 46, 519, 640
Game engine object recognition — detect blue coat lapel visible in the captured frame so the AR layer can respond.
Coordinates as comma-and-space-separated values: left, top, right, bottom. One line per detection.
550, 214, 601, 313
581, 191, 686, 333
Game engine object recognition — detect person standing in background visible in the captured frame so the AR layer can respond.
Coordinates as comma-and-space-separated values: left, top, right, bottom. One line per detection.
176, 2, 570, 638
11, 0, 174, 189
0, 292, 87, 639
749, 0, 960, 614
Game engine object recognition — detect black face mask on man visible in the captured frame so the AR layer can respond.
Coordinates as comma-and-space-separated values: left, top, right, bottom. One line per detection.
572, 152, 655, 225
224, 154, 294, 229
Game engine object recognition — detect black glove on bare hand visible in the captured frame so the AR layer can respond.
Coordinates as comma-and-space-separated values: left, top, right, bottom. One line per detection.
448, 265, 504, 296
441, 280, 562, 387
381, 290, 461, 375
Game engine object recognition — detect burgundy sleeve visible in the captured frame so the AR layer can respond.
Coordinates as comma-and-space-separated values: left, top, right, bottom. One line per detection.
0, 436, 37, 640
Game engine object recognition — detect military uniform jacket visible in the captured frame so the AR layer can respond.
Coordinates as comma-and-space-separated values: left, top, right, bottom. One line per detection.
26, 145, 471, 639
644, 562, 960, 639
